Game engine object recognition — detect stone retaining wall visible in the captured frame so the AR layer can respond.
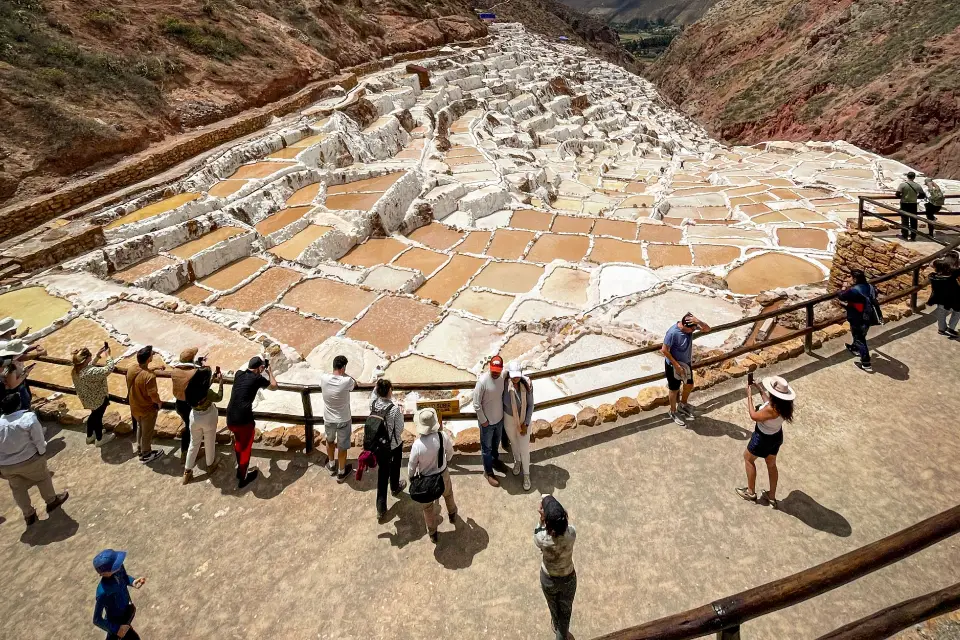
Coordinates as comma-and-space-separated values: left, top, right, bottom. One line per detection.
829, 231, 926, 295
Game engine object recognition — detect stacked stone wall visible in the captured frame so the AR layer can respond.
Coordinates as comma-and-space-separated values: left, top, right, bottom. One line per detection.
829, 231, 928, 296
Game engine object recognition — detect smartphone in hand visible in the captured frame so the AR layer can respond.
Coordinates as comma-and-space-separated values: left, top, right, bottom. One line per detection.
747, 372, 754, 386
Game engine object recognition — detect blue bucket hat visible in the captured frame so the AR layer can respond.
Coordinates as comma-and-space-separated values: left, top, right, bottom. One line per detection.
93, 549, 127, 573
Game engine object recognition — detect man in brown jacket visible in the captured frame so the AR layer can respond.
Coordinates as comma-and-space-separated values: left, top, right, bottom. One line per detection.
126, 346, 163, 464
170, 347, 199, 459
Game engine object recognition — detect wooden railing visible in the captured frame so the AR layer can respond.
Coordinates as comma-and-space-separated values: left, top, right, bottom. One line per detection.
28, 196, 960, 453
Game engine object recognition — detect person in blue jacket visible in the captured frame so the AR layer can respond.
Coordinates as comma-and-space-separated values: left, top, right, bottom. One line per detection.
838, 269, 879, 373
93, 549, 147, 639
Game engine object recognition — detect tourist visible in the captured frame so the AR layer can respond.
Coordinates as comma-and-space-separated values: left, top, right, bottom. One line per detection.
226, 356, 277, 488
321, 355, 356, 482
923, 178, 945, 237
0, 392, 69, 526
927, 258, 960, 338
502, 360, 534, 491
661, 312, 711, 426
370, 378, 406, 520
171, 347, 200, 459
895, 171, 926, 241
736, 376, 796, 508
71, 344, 117, 448
408, 407, 457, 543
535, 494, 577, 640
473, 354, 507, 487
839, 269, 880, 373
1, 339, 46, 410
0, 316, 30, 342
126, 346, 163, 464
92, 549, 146, 640
182, 365, 223, 484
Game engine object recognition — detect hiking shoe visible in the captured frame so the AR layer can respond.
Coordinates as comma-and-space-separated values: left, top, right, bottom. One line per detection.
669, 411, 686, 426
678, 402, 696, 419
946, 329, 960, 338
182, 470, 193, 485
392, 479, 407, 496
238, 469, 259, 489
24, 512, 39, 526
512, 460, 522, 476
326, 460, 338, 476
523, 474, 531, 491
85, 436, 96, 445
485, 473, 500, 487
429, 531, 439, 544
736, 487, 757, 502
855, 361, 873, 373
337, 463, 353, 483
45, 492, 69, 513
844, 343, 857, 354
140, 450, 163, 464
95, 433, 115, 448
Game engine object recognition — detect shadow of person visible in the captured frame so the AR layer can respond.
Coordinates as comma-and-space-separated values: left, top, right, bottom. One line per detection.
503, 462, 571, 496
869, 349, 910, 381
434, 516, 489, 569
44, 436, 67, 459
685, 415, 751, 440
20, 508, 79, 546
377, 497, 430, 548
99, 436, 138, 465
777, 490, 852, 537
251, 456, 309, 500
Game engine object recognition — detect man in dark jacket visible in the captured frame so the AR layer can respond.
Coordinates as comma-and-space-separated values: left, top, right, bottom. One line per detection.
92, 549, 147, 640
838, 269, 878, 372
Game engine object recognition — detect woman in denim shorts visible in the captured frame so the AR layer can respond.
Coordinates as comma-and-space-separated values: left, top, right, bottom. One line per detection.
736, 376, 796, 509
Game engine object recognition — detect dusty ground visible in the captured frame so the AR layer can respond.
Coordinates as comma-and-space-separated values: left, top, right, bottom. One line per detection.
1, 311, 958, 639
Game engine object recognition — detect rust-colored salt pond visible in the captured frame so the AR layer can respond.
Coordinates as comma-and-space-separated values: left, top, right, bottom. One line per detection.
0, 287, 72, 331
339, 238, 408, 267
269, 225, 332, 261
510, 210, 553, 231
524, 234, 590, 263
415, 254, 487, 303
588, 238, 645, 265
455, 231, 491, 254
471, 261, 544, 294
326, 172, 404, 195
647, 244, 692, 268
252, 308, 340, 356
214, 267, 302, 313
286, 183, 321, 207
199, 257, 267, 290
499, 331, 544, 363
325, 192, 383, 212
168, 227, 243, 259
447, 146, 482, 158
345, 296, 440, 356
741, 203, 773, 216
450, 289, 515, 321
174, 284, 212, 305
692, 244, 741, 266
593, 219, 638, 241
637, 225, 682, 243
408, 223, 464, 250
725, 253, 825, 295
281, 278, 377, 322
486, 229, 535, 259
393, 248, 449, 275
112, 255, 178, 283
776, 228, 830, 250
255, 207, 313, 236
551, 215, 594, 234
228, 161, 295, 180
208, 180, 246, 198
105, 193, 201, 230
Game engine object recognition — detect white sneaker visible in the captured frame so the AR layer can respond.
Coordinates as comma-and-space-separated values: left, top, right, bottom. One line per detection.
678, 402, 696, 419
95, 433, 115, 447
512, 460, 522, 476
522, 474, 531, 491
85, 436, 96, 445
669, 411, 686, 426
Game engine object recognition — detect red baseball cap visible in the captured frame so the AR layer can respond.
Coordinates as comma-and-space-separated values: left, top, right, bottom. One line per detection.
490, 355, 504, 372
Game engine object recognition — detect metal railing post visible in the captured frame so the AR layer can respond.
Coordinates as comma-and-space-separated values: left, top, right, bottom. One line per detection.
718, 626, 741, 640
301, 389, 314, 453
858, 197, 864, 231
911, 267, 921, 312
804, 302, 815, 354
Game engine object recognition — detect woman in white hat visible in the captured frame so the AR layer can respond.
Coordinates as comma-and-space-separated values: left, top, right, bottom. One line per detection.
0, 317, 29, 342
736, 376, 796, 508
502, 360, 534, 491
407, 407, 457, 543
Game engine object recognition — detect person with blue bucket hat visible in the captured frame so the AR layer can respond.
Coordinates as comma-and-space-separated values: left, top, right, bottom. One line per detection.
92, 549, 147, 639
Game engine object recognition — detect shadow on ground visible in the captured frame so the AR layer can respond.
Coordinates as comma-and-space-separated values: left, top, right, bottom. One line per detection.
20, 509, 79, 546
776, 490, 852, 537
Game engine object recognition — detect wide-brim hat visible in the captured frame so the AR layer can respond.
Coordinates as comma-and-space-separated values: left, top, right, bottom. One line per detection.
0, 339, 27, 358
0, 317, 22, 334
414, 407, 440, 436
93, 549, 127, 573
762, 376, 796, 401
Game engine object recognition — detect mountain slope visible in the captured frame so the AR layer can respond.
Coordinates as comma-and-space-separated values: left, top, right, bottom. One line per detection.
648, 0, 960, 178
560, 0, 719, 26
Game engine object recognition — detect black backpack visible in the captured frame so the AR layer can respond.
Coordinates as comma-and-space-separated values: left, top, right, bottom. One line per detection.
862, 285, 884, 327
363, 402, 393, 451
410, 432, 446, 504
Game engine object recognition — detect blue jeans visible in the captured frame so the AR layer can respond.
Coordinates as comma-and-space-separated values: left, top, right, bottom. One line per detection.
850, 323, 871, 366
480, 418, 504, 475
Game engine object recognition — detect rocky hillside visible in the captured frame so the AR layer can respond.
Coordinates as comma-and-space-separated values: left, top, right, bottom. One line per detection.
648, 0, 960, 179
561, 0, 718, 26
0, 0, 485, 207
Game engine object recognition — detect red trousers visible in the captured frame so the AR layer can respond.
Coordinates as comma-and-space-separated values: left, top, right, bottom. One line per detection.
228, 424, 255, 479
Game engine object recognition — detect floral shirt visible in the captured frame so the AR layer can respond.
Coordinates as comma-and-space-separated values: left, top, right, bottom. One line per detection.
71, 359, 118, 410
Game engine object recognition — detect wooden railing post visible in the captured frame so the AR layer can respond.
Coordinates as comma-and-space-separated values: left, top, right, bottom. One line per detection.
301, 389, 314, 453
718, 626, 741, 640
911, 267, 921, 312
804, 302, 815, 354
857, 197, 864, 231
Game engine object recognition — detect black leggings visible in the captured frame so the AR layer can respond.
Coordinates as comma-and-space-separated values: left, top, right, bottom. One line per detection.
87, 399, 109, 441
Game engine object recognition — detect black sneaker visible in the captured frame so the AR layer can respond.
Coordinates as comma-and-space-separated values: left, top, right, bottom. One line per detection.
45, 491, 69, 513
392, 479, 407, 496
337, 463, 353, 483
429, 531, 439, 544
327, 460, 338, 476
24, 512, 38, 526
238, 469, 259, 489
946, 329, 960, 338
844, 343, 857, 354
139, 450, 163, 464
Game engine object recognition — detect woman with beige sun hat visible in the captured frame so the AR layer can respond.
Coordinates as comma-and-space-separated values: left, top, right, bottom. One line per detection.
407, 407, 458, 543
736, 375, 796, 509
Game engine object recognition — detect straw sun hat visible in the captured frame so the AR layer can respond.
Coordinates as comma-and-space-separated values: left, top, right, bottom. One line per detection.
761, 376, 796, 401
414, 407, 440, 436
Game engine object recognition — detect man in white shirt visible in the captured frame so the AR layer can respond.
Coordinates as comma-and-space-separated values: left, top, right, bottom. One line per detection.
320, 355, 356, 482
0, 393, 69, 526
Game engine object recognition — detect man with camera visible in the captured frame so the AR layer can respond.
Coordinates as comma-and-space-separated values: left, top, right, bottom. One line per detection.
226, 356, 278, 489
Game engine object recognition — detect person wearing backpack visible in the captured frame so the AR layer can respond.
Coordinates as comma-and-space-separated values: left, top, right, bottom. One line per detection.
839, 269, 881, 373
927, 258, 960, 338
923, 178, 945, 238
182, 366, 223, 484
170, 347, 200, 461
896, 171, 927, 241
367, 378, 406, 520
408, 408, 457, 543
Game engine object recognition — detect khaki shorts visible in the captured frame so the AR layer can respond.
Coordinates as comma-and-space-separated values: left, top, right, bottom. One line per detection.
325, 421, 352, 450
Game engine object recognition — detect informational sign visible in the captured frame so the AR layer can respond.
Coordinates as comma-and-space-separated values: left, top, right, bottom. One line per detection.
416, 398, 461, 421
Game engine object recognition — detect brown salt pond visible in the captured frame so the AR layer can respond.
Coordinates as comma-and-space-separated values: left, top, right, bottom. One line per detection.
725, 253, 826, 295
228, 161, 296, 180
637, 225, 682, 243
450, 289, 515, 321
541, 267, 590, 305
281, 278, 377, 321
588, 238, 645, 265
499, 331, 544, 363
286, 183, 321, 207
199, 257, 267, 290
168, 227, 243, 259
34, 318, 129, 397
551, 215, 595, 234
647, 244, 693, 268
326, 172, 404, 195
345, 296, 440, 355
214, 267, 302, 313
415, 254, 487, 303
325, 192, 383, 212
525, 234, 590, 263
408, 223, 464, 250
254, 207, 313, 236
776, 228, 830, 250
268, 225, 332, 261
510, 210, 553, 231
0, 287, 72, 331
105, 193, 201, 230
383, 354, 475, 384
252, 308, 340, 356
486, 229, 535, 259
393, 248, 449, 275
455, 231, 491, 254
692, 245, 741, 267
208, 180, 247, 198
339, 238, 408, 267
174, 284, 212, 305
471, 261, 544, 294
112, 255, 179, 283
593, 219, 638, 241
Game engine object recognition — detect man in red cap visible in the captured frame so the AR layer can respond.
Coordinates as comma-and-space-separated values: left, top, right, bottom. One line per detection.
472, 354, 507, 486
